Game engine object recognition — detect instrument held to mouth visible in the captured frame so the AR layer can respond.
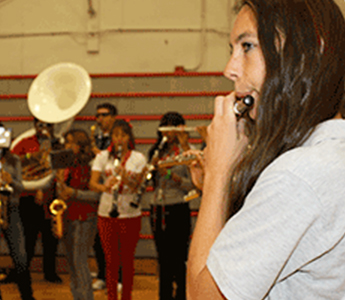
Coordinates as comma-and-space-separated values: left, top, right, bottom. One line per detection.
157, 152, 203, 169
233, 95, 254, 117
109, 145, 123, 218
158, 126, 197, 132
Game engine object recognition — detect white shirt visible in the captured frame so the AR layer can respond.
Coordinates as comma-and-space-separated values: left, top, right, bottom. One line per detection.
92, 149, 146, 218
207, 119, 345, 300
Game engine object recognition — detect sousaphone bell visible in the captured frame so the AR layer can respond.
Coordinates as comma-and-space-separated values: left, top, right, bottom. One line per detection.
11, 62, 92, 190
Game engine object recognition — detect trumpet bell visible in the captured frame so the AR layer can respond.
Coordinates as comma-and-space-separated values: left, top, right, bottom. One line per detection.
28, 62, 91, 124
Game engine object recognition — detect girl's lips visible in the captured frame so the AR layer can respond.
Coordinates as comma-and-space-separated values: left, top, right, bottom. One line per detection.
235, 92, 253, 99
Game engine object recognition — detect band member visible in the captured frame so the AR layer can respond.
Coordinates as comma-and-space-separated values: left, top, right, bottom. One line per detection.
11, 117, 62, 283
56, 129, 100, 300
90, 119, 146, 300
91, 102, 118, 155
0, 123, 36, 300
187, 0, 345, 299
148, 112, 194, 300
91, 102, 118, 291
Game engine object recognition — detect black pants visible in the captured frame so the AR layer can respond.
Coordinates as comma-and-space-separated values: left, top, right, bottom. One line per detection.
19, 196, 59, 278
3, 204, 35, 300
150, 203, 191, 300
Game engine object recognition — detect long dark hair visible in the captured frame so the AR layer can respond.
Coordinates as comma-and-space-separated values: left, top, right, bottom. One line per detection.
228, 0, 345, 218
64, 129, 94, 165
109, 119, 136, 157
148, 112, 185, 161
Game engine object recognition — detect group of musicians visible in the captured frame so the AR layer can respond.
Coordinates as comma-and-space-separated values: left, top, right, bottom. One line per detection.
0, 102, 202, 300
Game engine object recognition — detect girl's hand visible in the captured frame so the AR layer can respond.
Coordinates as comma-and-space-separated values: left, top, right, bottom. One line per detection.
204, 92, 248, 178
57, 183, 74, 200
104, 175, 120, 192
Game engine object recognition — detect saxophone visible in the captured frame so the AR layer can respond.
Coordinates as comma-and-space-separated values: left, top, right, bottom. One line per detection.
49, 199, 67, 239
49, 169, 67, 239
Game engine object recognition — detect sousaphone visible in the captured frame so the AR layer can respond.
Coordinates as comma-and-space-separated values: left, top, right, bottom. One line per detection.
11, 62, 92, 190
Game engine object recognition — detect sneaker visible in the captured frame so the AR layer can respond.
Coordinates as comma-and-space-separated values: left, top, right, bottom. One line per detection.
90, 272, 98, 278
117, 282, 123, 293
92, 279, 106, 290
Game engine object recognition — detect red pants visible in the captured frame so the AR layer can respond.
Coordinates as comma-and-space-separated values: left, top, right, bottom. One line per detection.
98, 216, 141, 300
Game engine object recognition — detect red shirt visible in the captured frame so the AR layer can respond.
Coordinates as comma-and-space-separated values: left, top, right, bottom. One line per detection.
11, 134, 55, 218
63, 163, 97, 221
12, 135, 40, 156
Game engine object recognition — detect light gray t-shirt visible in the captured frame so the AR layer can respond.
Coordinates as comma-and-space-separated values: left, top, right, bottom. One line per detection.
207, 119, 345, 300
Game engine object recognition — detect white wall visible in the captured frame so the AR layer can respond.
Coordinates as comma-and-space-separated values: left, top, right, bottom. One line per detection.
0, 0, 234, 75
0, 0, 344, 76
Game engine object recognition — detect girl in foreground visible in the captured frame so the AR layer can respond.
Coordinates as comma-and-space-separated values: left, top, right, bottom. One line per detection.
187, 0, 345, 299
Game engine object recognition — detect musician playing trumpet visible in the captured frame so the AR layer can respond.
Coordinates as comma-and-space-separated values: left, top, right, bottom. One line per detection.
11, 117, 63, 284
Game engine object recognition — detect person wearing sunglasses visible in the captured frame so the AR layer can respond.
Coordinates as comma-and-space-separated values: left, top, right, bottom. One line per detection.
91, 103, 118, 156
90, 102, 119, 291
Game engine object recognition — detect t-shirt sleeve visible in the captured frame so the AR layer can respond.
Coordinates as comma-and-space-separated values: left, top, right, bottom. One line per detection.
207, 170, 321, 300
91, 150, 107, 172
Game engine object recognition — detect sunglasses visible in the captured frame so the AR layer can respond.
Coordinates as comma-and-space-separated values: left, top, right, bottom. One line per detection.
36, 122, 53, 128
96, 112, 111, 118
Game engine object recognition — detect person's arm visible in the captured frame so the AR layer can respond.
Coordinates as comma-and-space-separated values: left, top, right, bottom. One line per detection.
57, 180, 101, 203
187, 93, 248, 300
89, 170, 108, 193
5, 155, 24, 197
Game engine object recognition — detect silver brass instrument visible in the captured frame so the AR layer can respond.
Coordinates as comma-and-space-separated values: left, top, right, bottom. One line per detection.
158, 126, 197, 132
156, 152, 203, 202
109, 145, 123, 218
157, 152, 203, 169
10, 62, 92, 235
10, 62, 91, 191
234, 95, 254, 118
130, 136, 168, 208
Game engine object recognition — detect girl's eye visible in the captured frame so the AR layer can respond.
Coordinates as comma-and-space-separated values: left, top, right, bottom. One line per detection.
242, 42, 254, 53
